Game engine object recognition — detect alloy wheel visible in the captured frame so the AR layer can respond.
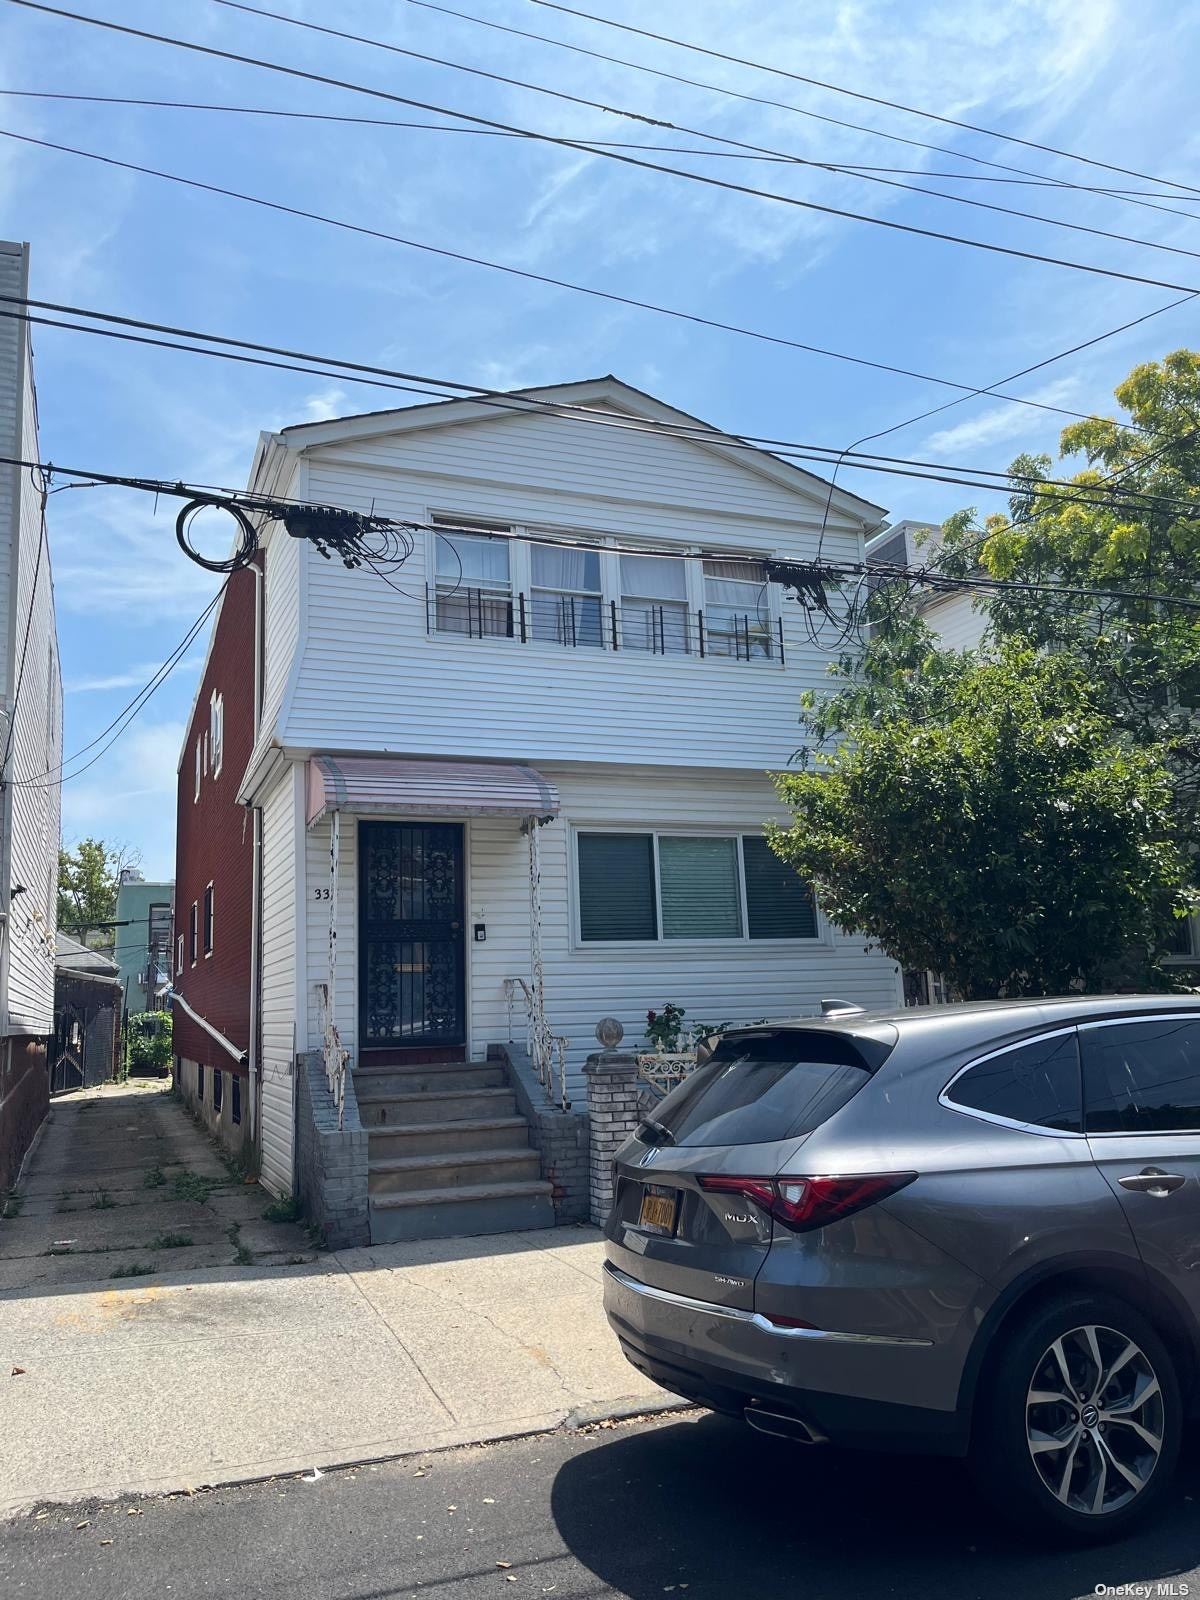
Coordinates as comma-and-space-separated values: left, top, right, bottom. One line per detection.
1025, 1323, 1165, 1516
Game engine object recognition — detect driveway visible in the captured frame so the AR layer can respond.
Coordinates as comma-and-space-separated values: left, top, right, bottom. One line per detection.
0, 1081, 670, 1518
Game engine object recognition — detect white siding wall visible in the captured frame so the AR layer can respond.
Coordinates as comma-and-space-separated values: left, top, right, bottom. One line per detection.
301, 764, 902, 1103
260, 765, 303, 1194
924, 590, 987, 652
0, 242, 61, 1035
259, 521, 301, 742
273, 407, 871, 769
0, 244, 20, 694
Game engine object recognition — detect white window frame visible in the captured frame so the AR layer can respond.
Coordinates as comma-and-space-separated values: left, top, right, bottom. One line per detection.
203, 882, 215, 958
210, 690, 224, 779
176, 933, 184, 976
570, 824, 827, 950
425, 512, 779, 663
194, 737, 201, 802
189, 901, 198, 967
1161, 913, 1200, 965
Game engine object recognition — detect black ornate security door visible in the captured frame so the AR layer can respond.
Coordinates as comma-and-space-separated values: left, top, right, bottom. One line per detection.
359, 822, 466, 1047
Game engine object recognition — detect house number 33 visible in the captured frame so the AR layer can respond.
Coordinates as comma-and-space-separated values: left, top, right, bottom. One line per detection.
312, 888, 332, 899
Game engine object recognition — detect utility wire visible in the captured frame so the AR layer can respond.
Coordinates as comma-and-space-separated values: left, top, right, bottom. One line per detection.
0, 138, 1162, 442
6, 4, 1200, 296
530, 0, 1200, 201
208, 0, 1200, 267
15, 88, 1195, 207
388, 0, 1200, 227
1, 307, 1194, 517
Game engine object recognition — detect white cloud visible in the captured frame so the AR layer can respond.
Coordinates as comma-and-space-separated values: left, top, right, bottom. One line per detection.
61, 720, 185, 881
65, 657, 202, 694
921, 378, 1084, 457
300, 385, 350, 423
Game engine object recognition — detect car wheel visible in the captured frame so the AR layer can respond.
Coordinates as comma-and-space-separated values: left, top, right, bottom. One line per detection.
970, 1291, 1181, 1543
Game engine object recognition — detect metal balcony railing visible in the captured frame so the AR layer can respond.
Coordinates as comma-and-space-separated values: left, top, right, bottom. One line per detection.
426, 587, 786, 664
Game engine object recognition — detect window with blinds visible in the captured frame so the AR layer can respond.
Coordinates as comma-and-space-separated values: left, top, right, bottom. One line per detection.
702, 560, 773, 659
576, 830, 818, 942
577, 833, 657, 941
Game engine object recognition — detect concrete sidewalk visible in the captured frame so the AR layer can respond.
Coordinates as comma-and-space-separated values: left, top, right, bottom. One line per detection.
0, 1085, 669, 1518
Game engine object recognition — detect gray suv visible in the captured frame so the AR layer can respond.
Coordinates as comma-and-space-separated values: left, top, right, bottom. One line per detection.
602, 996, 1200, 1542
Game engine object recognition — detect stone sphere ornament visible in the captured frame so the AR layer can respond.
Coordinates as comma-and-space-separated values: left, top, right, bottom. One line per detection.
595, 1016, 624, 1049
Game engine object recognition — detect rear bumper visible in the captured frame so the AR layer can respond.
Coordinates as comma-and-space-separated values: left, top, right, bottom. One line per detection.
603, 1259, 969, 1456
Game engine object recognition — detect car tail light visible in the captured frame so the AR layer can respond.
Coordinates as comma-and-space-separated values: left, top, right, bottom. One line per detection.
698, 1172, 917, 1232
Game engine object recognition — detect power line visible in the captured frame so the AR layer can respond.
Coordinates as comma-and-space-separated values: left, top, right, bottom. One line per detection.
14, 586, 227, 790
0, 140, 1162, 441
389, 0, 1200, 228
208, 0, 1200, 268
6, 3, 1200, 296
530, 0, 1200, 202
1, 306, 1194, 518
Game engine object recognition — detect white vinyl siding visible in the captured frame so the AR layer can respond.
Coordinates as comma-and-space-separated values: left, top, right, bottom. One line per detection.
278, 400, 870, 768
297, 764, 902, 1103
260, 766, 303, 1195
259, 519, 301, 741
0, 242, 61, 1035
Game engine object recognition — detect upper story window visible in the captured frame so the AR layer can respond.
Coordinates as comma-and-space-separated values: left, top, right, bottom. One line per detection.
428, 520, 783, 665
189, 901, 198, 965
194, 737, 202, 802
203, 884, 215, 957
576, 829, 818, 944
530, 542, 603, 647
434, 524, 513, 638
703, 560, 773, 659
176, 933, 184, 976
210, 691, 224, 778
620, 553, 690, 654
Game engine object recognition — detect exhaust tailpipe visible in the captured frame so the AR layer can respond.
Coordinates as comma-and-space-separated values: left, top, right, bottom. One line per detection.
744, 1405, 827, 1445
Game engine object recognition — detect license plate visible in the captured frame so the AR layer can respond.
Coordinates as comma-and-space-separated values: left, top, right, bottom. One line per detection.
638, 1184, 679, 1236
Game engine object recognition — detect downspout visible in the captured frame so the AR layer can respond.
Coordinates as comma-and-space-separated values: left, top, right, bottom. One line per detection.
167, 988, 247, 1066
247, 559, 265, 1152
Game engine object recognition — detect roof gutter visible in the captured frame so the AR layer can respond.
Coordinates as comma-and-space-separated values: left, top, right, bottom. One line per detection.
166, 987, 248, 1067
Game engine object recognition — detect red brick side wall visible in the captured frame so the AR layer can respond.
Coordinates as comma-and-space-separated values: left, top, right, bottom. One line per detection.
0, 1036, 48, 1193
173, 560, 260, 1075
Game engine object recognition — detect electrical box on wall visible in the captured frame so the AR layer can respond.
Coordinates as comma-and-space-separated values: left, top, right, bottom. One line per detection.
474, 923, 486, 942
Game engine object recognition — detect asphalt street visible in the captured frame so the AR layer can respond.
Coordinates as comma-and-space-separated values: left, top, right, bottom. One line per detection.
4, 1411, 1200, 1600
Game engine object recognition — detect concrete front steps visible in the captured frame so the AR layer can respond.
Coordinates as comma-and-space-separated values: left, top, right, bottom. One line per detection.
356, 1059, 555, 1243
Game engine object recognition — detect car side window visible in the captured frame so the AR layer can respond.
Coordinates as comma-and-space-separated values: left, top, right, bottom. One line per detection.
946, 1032, 1082, 1133
1082, 1018, 1200, 1134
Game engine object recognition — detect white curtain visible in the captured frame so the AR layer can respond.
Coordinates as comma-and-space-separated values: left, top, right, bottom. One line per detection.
620, 552, 688, 599
436, 532, 510, 586
531, 543, 600, 591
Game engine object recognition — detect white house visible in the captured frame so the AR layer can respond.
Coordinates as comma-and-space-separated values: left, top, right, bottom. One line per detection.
866, 518, 988, 651
0, 240, 63, 1193
180, 377, 904, 1241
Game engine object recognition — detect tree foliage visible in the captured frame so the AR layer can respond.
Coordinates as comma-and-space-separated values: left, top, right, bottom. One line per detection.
773, 350, 1200, 996
772, 651, 1190, 999
57, 838, 140, 941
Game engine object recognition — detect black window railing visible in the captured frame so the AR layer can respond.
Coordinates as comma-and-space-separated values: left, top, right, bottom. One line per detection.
427, 587, 785, 663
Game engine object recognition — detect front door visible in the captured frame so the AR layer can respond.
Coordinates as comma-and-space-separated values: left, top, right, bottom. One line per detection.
359, 821, 466, 1049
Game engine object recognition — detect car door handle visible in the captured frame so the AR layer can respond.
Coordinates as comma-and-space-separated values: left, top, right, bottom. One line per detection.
1118, 1169, 1188, 1196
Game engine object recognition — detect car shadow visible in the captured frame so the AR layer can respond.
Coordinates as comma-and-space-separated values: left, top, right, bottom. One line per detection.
551, 1413, 1200, 1599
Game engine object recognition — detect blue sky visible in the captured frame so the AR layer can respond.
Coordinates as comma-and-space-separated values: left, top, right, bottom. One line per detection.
0, 0, 1198, 877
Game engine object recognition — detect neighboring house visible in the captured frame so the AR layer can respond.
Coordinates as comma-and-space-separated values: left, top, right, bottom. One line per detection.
0, 241, 63, 1194
866, 519, 988, 651
52, 935, 120, 1094
113, 870, 174, 1014
174, 376, 905, 1241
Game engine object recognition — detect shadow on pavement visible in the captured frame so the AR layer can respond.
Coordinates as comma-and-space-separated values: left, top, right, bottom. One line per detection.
551, 1413, 1200, 1600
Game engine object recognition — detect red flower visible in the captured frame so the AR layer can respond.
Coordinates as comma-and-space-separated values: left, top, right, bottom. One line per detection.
647, 1009, 657, 1024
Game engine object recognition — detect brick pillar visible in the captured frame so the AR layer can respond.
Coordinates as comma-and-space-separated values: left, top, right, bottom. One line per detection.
584, 1050, 642, 1226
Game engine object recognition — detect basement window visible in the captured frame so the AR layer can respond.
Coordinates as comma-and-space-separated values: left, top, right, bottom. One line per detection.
231, 1074, 241, 1125
213, 1068, 223, 1113
197, 1062, 205, 1101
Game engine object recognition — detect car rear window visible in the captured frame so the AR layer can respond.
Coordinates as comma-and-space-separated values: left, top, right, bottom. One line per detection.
647, 1027, 895, 1148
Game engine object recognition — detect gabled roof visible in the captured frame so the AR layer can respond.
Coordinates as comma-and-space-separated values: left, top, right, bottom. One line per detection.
255, 375, 887, 528
55, 933, 120, 978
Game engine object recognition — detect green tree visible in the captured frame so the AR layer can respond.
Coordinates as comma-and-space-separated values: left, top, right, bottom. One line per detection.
936, 348, 1200, 838
771, 650, 1191, 999
57, 838, 140, 943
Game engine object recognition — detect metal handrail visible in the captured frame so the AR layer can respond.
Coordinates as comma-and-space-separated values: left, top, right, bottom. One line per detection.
427, 586, 785, 664
315, 981, 349, 1130
503, 976, 570, 1111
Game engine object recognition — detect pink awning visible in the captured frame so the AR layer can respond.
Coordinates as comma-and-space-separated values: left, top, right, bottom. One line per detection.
305, 756, 559, 826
